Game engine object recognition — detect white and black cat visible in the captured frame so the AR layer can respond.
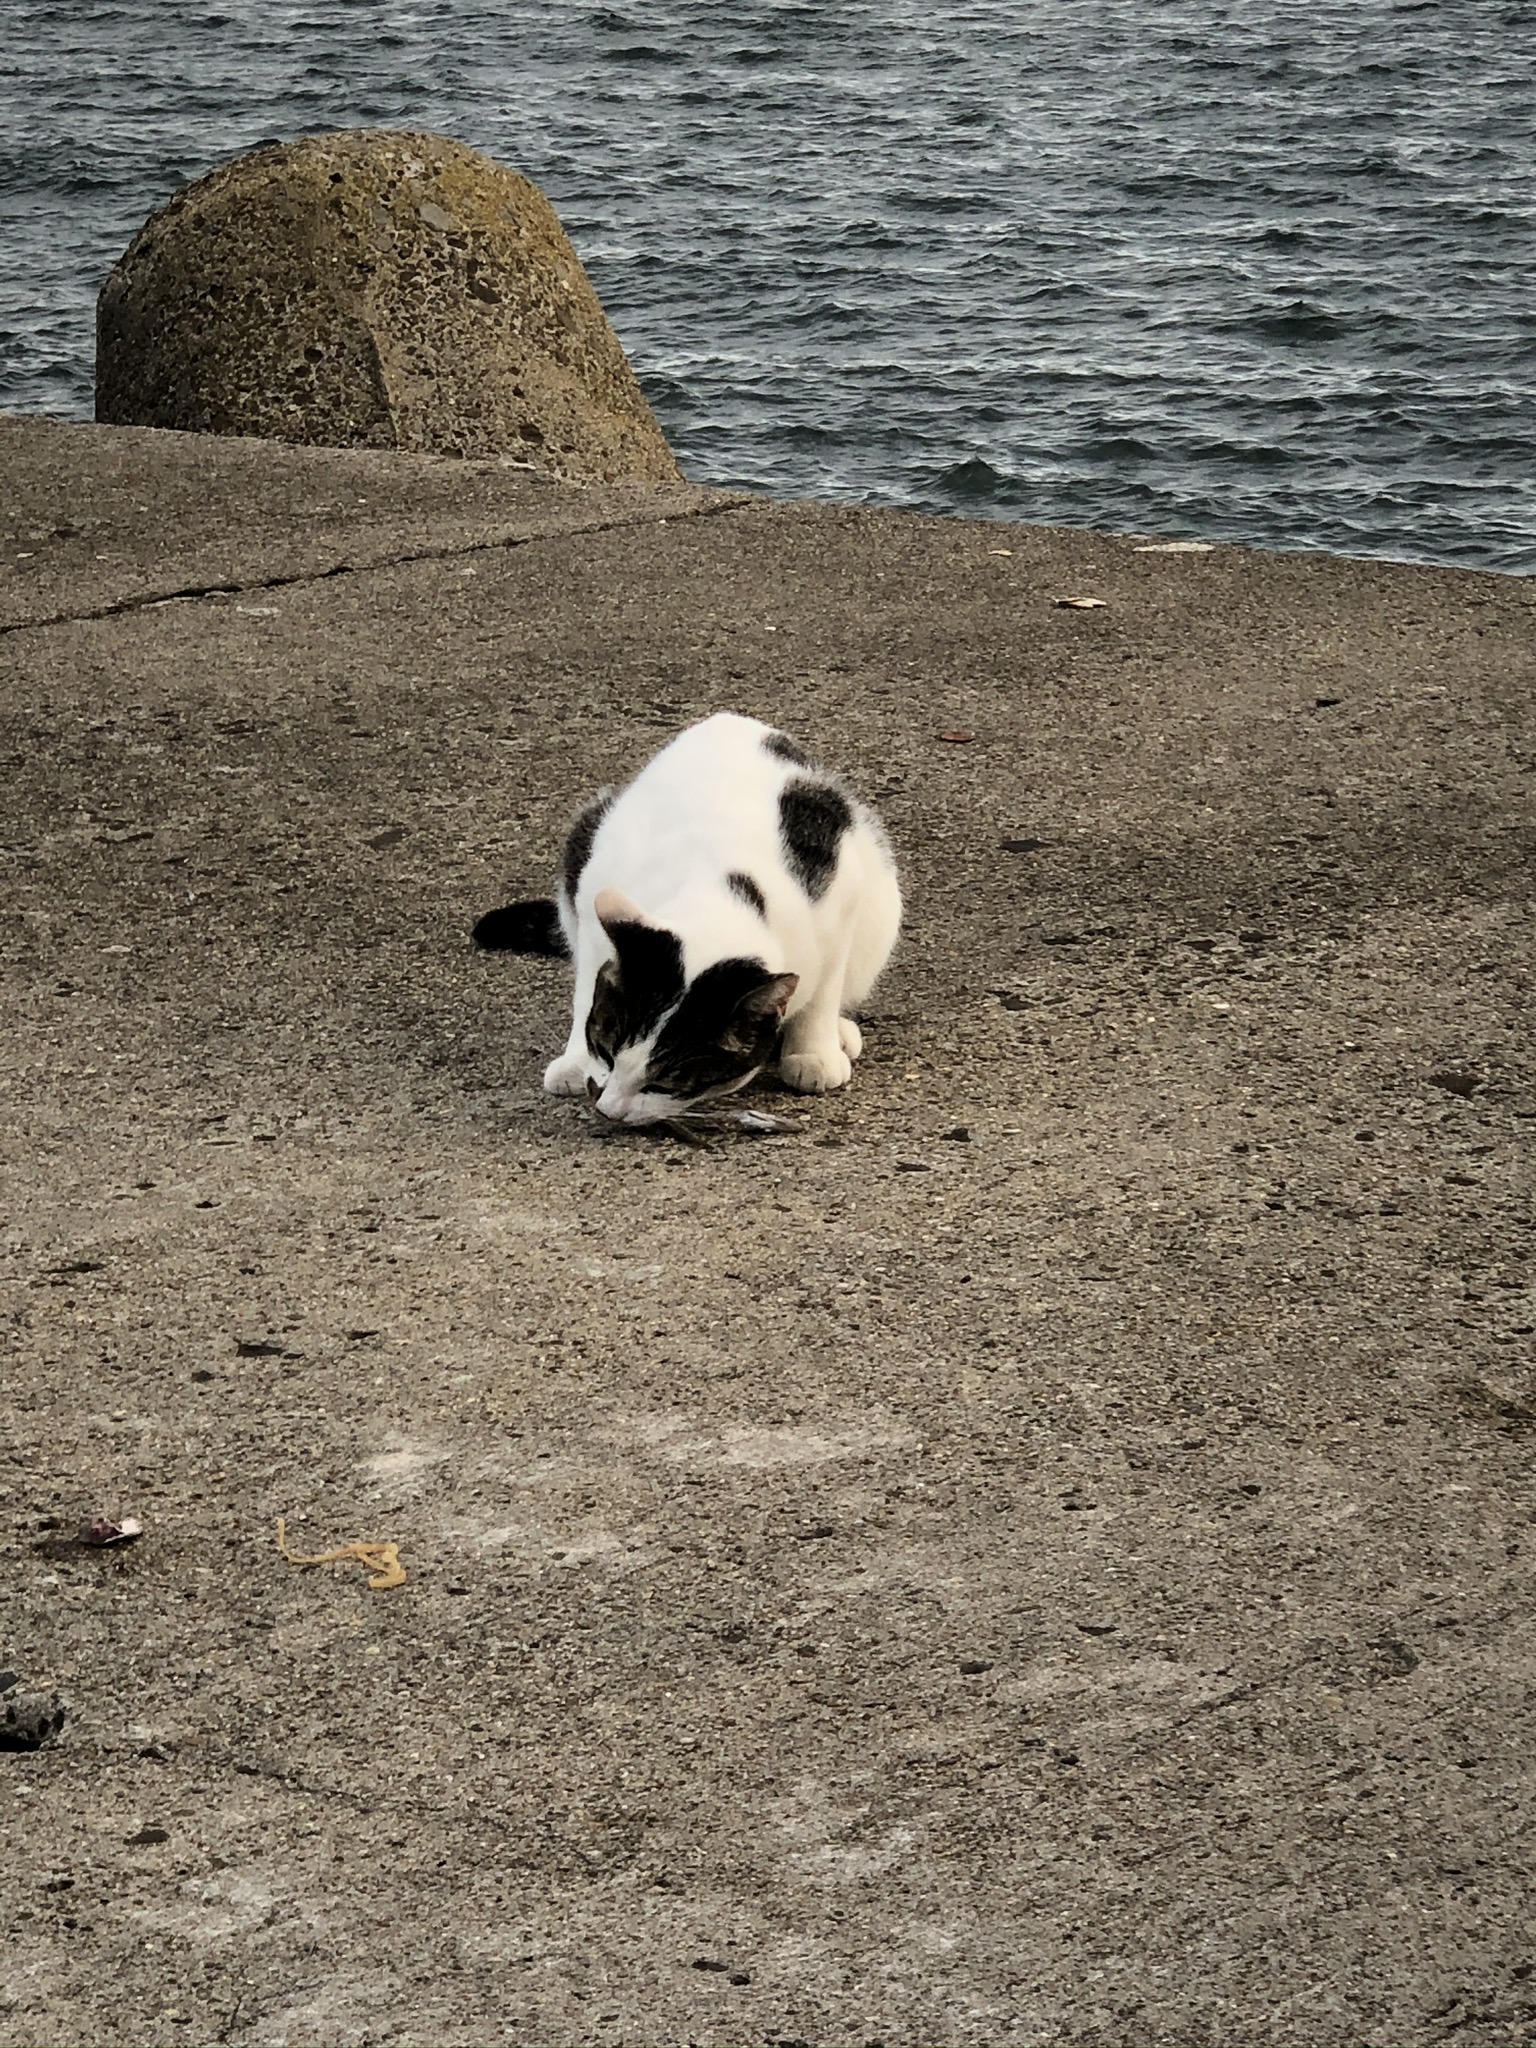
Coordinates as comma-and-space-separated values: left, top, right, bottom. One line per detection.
473, 713, 901, 1126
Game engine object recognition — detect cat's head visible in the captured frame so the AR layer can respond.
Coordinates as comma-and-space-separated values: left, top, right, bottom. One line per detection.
586, 889, 797, 1126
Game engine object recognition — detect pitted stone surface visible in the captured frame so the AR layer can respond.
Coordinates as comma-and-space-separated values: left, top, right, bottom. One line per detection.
95, 129, 683, 481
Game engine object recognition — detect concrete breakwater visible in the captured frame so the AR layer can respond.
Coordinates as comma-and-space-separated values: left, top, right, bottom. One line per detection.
95, 130, 681, 482
1, 414, 1533, 2044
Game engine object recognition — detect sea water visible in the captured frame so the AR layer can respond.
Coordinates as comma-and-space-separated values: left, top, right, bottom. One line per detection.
3, 0, 1532, 570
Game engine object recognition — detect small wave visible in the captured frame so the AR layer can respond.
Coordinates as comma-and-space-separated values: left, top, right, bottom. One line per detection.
1247, 302, 1347, 343
936, 456, 1012, 499
1081, 435, 1159, 462
1188, 438, 1299, 470
780, 298, 879, 332
782, 420, 853, 447
887, 188, 998, 217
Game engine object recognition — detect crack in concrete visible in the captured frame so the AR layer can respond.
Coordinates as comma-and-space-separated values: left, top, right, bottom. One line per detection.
0, 492, 754, 639
209, 1747, 611, 1873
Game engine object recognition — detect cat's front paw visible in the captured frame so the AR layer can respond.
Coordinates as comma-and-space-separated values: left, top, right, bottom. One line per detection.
838, 1017, 864, 1060
780, 1046, 853, 1094
543, 1052, 590, 1097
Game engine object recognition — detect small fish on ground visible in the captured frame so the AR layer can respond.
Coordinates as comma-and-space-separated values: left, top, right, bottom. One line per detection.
734, 1110, 797, 1135
652, 1107, 803, 1144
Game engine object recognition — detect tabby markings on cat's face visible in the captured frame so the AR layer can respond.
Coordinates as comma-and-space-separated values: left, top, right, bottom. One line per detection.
586, 912, 797, 1125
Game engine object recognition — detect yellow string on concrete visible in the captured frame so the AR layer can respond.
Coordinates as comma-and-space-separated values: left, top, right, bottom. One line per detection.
275, 1517, 405, 1591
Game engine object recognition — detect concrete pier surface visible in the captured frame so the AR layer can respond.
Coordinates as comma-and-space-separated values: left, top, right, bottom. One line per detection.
2, 413, 1533, 2047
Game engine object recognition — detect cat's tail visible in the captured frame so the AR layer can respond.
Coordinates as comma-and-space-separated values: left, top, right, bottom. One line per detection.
471, 898, 570, 957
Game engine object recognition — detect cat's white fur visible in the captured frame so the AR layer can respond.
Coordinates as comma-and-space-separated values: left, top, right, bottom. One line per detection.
544, 712, 901, 1125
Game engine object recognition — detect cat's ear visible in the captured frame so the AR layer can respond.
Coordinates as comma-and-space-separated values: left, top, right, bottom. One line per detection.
594, 887, 650, 933
734, 972, 798, 1026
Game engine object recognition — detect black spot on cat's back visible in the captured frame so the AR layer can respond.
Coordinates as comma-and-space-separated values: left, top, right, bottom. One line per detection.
764, 729, 812, 767
780, 778, 852, 901
561, 790, 613, 904
727, 871, 767, 917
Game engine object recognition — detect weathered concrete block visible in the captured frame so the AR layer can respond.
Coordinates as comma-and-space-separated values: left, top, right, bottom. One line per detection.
96, 129, 683, 482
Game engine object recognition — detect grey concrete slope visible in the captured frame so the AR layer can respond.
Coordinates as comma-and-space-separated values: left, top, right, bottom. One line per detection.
1, 423, 1534, 2048
0, 414, 739, 631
